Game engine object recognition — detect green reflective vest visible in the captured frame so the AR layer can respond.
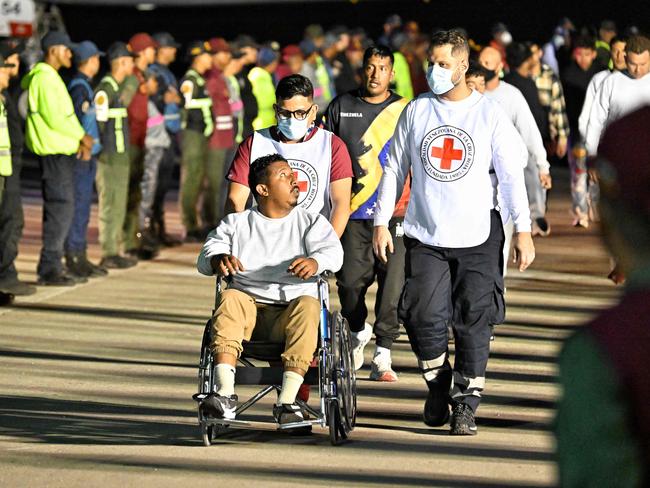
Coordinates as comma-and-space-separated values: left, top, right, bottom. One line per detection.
248, 66, 276, 131
95, 75, 129, 155
0, 98, 11, 176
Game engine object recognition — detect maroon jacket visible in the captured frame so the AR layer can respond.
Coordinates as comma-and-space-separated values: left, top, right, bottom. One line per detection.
127, 67, 148, 148
205, 67, 234, 150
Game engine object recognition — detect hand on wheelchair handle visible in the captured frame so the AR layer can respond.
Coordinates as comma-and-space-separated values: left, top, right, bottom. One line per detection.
212, 254, 245, 277
288, 257, 318, 280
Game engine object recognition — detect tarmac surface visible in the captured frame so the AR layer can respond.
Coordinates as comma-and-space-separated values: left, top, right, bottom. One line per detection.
0, 174, 618, 487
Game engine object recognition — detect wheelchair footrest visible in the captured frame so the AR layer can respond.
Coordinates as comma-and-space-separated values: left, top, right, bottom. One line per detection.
204, 418, 252, 428
235, 366, 319, 385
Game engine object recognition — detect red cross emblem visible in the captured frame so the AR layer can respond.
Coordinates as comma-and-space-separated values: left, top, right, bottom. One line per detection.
430, 137, 463, 170
293, 171, 308, 192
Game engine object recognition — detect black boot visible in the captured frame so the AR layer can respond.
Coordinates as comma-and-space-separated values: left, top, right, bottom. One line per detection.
66, 251, 92, 279
155, 217, 182, 247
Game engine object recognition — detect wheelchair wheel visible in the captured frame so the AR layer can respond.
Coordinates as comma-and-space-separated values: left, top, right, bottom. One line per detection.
328, 311, 357, 444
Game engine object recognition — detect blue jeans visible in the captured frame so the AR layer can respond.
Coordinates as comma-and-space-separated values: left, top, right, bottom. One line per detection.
65, 157, 98, 254
38, 154, 76, 278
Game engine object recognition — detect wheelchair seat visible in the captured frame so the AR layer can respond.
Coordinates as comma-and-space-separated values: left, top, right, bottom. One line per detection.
241, 340, 285, 362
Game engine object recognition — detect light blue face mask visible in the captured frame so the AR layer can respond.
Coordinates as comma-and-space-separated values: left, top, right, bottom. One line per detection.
277, 117, 310, 140
426, 64, 456, 95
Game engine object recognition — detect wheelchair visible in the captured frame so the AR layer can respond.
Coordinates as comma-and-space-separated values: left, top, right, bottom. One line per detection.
193, 278, 357, 446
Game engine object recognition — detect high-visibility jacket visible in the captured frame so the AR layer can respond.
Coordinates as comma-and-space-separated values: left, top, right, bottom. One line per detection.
0, 98, 11, 176
21, 62, 85, 156
248, 66, 276, 131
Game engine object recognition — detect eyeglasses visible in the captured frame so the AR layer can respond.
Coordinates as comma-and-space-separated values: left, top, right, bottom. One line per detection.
274, 104, 314, 121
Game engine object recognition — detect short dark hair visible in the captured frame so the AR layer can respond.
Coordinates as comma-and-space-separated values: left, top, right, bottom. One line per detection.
363, 45, 394, 67
248, 153, 289, 201
430, 29, 470, 58
506, 42, 533, 69
610, 35, 627, 48
275, 74, 313, 101
625, 34, 650, 54
465, 60, 488, 79
573, 35, 596, 50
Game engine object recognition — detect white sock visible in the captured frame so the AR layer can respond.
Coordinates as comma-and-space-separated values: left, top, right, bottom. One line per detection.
215, 363, 236, 397
277, 371, 304, 405
373, 346, 391, 360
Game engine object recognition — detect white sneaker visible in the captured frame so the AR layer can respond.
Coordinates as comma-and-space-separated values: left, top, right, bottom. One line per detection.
369, 353, 398, 382
350, 322, 372, 371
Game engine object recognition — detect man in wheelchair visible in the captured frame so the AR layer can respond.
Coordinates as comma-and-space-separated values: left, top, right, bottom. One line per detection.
197, 153, 344, 427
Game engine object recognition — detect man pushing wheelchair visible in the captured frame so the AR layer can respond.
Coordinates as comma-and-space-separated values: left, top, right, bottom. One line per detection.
197, 153, 344, 428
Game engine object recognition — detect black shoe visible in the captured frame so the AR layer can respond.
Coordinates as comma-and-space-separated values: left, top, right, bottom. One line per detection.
532, 217, 551, 237
154, 219, 182, 247
423, 387, 450, 427
0, 291, 14, 306
200, 394, 237, 420
0, 278, 37, 296
126, 247, 158, 261
100, 255, 137, 269
184, 229, 203, 243
86, 260, 108, 277
450, 403, 478, 436
66, 252, 92, 278
273, 403, 309, 427
37, 271, 81, 287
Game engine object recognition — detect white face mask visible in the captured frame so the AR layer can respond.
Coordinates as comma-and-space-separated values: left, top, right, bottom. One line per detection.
426, 64, 456, 95
277, 117, 310, 140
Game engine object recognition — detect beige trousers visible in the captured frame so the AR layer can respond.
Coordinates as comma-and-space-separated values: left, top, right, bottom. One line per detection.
211, 288, 320, 371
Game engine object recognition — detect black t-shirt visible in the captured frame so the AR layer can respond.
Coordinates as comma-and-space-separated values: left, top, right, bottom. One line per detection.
504, 71, 550, 142
561, 62, 601, 134
323, 89, 406, 219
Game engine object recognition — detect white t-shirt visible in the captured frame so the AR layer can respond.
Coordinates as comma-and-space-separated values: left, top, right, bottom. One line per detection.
585, 71, 650, 156
197, 207, 343, 304
486, 81, 549, 173
374, 90, 531, 248
578, 69, 611, 141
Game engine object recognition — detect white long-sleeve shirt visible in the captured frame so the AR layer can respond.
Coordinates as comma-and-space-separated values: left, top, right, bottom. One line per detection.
197, 207, 343, 304
578, 69, 610, 141
374, 90, 531, 248
486, 81, 550, 173
585, 71, 650, 156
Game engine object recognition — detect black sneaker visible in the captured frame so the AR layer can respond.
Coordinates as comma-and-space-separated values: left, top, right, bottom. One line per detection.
66, 253, 92, 278
200, 394, 237, 420
533, 217, 551, 237
100, 255, 137, 269
273, 403, 306, 426
423, 387, 450, 427
184, 229, 204, 243
450, 403, 478, 436
0, 291, 14, 306
37, 271, 82, 287
0, 278, 37, 296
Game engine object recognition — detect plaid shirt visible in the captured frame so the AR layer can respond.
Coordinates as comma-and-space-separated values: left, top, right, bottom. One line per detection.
534, 64, 570, 141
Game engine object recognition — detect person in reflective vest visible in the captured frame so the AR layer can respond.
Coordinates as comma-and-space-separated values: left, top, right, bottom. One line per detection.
94, 42, 137, 270
65, 40, 107, 280
0, 54, 12, 306
0, 54, 14, 214
22, 31, 95, 286
179, 40, 214, 242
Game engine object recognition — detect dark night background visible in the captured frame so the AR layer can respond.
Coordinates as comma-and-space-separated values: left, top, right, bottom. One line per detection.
58, 0, 650, 51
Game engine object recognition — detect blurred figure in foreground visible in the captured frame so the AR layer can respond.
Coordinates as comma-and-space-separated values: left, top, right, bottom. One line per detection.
556, 106, 650, 487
